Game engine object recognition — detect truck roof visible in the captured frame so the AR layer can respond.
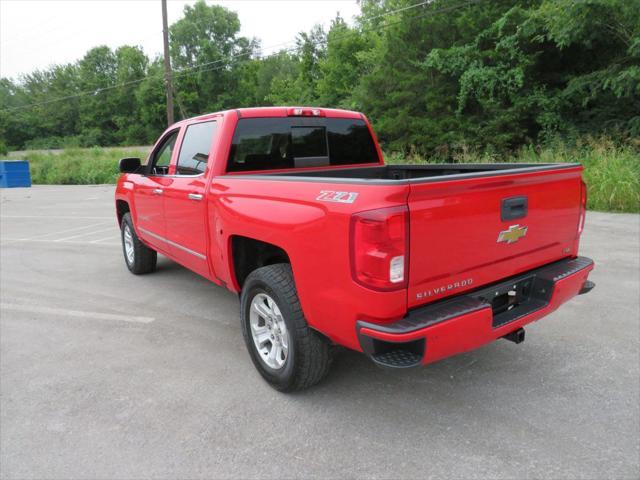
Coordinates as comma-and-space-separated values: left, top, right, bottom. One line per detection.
174, 106, 365, 126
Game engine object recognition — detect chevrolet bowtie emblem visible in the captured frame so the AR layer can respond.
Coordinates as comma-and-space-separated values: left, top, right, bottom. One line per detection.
498, 224, 528, 244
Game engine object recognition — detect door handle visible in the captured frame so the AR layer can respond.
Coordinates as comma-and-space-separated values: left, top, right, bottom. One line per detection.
188, 193, 203, 201
152, 188, 163, 195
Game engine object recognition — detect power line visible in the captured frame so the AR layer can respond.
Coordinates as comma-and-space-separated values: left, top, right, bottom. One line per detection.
1, 0, 479, 113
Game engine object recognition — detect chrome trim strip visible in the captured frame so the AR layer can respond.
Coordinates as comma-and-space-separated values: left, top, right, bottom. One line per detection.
138, 227, 207, 260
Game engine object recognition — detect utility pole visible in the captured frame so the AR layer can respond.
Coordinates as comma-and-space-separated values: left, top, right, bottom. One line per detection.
161, 0, 174, 126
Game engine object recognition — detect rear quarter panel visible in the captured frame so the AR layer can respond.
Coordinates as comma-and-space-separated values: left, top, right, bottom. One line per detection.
208, 176, 409, 350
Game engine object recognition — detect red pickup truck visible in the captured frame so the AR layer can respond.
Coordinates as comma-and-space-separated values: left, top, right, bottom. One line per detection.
115, 107, 595, 391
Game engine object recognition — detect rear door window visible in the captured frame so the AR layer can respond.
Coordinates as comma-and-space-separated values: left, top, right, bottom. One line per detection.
176, 121, 218, 175
227, 118, 379, 172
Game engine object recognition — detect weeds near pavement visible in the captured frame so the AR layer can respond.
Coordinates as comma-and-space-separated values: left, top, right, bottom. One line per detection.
10, 139, 639, 213
385, 137, 639, 213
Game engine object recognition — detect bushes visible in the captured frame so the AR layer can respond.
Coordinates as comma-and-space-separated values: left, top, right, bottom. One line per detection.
515, 139, 639, 213
23, 136, 81, 150
15, 147, 148, 185
578, 141, 640, 213
11, 140, 639, 213
22, 132, 119, 150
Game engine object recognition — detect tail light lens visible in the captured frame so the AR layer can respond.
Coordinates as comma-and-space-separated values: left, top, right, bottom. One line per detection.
350, 206, 409, 291
578, 179, 587, 234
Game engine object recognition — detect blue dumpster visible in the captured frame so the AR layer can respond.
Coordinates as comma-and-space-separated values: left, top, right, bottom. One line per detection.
0, 160, 32, 188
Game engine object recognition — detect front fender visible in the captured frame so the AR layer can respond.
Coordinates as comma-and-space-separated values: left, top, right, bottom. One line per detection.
115, 174, 137, 226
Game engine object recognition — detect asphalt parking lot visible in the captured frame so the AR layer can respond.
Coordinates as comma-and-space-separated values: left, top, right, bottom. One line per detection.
1, 185, 638, 479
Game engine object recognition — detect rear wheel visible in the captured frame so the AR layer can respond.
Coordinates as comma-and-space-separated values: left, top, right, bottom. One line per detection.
240, 264, 332, 391
120, 212, 157, 274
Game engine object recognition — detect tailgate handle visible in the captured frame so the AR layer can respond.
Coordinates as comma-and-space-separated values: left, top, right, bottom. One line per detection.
501, 196, 528, 221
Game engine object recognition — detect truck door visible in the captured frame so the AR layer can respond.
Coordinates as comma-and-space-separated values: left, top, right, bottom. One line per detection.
163, 120, 218, 278
132, 129, 178, 253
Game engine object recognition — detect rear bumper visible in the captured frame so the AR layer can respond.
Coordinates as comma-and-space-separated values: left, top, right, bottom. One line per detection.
357, 256, 595, 368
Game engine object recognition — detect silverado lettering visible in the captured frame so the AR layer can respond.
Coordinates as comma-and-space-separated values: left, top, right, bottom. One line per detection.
115, 106, 595, 392
416, 278, 474, 300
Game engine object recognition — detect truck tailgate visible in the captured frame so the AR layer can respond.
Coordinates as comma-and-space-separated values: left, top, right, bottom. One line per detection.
407, 166, 584, 309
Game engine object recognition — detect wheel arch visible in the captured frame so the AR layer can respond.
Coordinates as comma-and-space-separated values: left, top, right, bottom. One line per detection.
229, 235, 291, 290
116, 199, 130, 225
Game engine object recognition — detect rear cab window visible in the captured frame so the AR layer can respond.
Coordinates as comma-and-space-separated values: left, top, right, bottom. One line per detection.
227, 117, 379, 172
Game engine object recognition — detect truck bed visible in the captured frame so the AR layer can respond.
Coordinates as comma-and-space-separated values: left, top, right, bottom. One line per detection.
247, 163, 578, 183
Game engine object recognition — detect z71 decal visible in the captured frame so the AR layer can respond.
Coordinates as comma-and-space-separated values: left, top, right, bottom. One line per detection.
316, 190, 359, 204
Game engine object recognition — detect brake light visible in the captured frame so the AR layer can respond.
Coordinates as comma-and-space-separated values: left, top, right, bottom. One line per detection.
287, 107, 324, 117
350, 206, 409, 291
578, 179, 587, 234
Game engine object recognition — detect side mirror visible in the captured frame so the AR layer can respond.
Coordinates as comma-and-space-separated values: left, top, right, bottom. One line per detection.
119, 157, 141, 173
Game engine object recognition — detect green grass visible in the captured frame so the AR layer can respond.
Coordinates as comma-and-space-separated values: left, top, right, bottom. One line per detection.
10, 139, 639, 213
11, 147, 149, 185
386, 138, 640, 213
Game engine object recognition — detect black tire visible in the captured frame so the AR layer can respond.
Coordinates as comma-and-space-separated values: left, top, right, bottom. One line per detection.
120, 212, 157, 275
240, 263, 332, 392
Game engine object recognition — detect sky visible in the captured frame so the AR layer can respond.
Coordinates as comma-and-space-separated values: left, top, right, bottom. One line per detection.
0, 0, 361, 80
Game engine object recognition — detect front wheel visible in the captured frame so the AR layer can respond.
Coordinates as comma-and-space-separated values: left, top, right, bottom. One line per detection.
240, 264, 332, 392
120, 212, 157, 275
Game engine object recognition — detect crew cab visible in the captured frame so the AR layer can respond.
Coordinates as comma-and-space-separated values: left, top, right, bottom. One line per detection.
115, 107, 595, 391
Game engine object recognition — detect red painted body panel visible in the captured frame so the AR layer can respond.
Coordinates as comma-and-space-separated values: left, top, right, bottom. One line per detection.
130, 175, 170, 252
163, 175, 209, 277
115, 106, 593, 363
406, 167, 584, 308
208, 177, 409, 348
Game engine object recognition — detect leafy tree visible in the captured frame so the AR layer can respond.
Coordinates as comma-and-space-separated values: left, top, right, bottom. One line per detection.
76, 46, 119, 146
169, 0, 257, 115
266, 26, 327, 105
253, 51, 299, 105
0, 0, 637, 156
425, 0, 640, 151
296, 25, 327, 102
0, 78, 29, 149
317, 16, 370, 108
135, 59, 168, 143
534, 0, 640, 137
113, 46, 149, 144
355, 0, 513, 154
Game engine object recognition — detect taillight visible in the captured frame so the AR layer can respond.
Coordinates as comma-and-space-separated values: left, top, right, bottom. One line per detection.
350, 206, 409, 291
578, 179, 587, 234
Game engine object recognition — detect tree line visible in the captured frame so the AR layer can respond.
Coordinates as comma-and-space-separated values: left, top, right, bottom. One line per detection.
1, 0, 638, 157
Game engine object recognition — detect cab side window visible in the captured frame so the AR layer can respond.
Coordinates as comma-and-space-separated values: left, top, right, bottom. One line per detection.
176, 121, 218, 175
148, 130, 178, 176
